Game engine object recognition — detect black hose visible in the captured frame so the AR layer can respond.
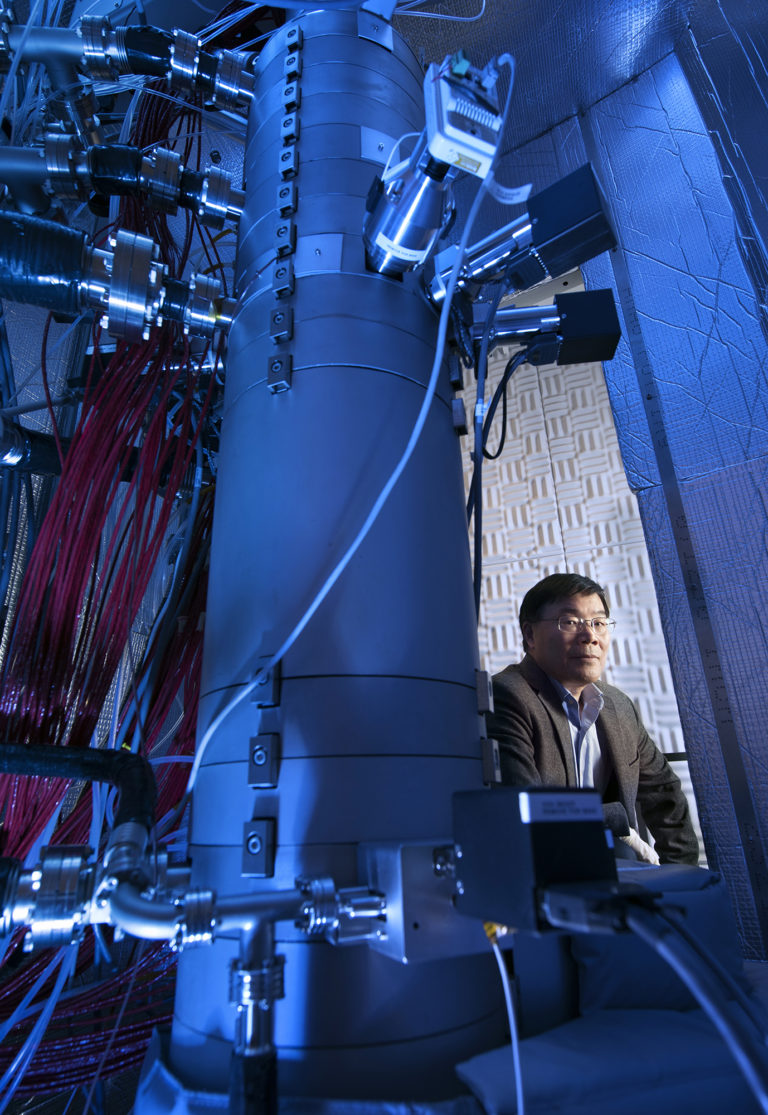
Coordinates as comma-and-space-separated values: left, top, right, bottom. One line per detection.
0, 423, 70, 475
122, 27, 174, 77
160, 278, 189, 327
0, 213, 86, 314
228, 1050, 277, 1115
87, 145, 143, 196
481, 348, 529, 461
196, 52, 218, 92
178, 169, 205, 212
0, 744, 156, 834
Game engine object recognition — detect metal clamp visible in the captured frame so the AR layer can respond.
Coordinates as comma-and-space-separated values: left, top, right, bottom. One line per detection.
212, 48, 252, 109
196, 166, 232, 229
230, 954, 285, 1010
79, 16, 116, 78
18, 847, 93, 952
106, 230, 164, 343
178, 889, 215, 947
295, 877, 387, 944
44, 133, 78, 186
296, 876, 338, 935
169, 30, 201, 94
103, 820, 150, 880
182, 272, 220, 338
143, 148, 183, 213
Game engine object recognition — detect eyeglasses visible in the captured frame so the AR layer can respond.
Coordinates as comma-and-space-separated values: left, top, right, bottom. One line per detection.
537, 617, 616, 636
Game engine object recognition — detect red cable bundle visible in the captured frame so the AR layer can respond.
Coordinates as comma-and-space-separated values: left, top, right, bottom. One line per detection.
0, 70, 231, 1098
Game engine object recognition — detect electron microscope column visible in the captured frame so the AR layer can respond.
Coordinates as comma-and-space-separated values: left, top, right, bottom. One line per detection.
168, 9, 503, 1101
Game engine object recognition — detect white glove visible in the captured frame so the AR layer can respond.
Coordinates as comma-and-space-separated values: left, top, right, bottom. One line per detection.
620, 828, 660, 865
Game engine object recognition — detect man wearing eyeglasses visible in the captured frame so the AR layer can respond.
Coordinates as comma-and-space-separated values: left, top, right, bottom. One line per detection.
486, 572, 699, 865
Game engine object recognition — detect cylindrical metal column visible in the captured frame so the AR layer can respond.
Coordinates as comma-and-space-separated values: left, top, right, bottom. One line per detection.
169, 10, 503, 1101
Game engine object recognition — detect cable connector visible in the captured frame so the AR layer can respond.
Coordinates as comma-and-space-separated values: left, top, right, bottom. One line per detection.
539, 880, 661, 935
295, 876, 386, 945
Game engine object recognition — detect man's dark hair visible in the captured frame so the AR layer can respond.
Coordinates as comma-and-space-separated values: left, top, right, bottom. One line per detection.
519, 572, 610, 650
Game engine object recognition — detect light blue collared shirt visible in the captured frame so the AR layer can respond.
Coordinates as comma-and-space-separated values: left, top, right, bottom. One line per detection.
547, 676, 611, 793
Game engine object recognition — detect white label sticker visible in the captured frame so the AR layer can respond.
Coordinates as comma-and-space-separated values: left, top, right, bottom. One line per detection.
486, 173, 532, 206
519, 791, 603, 824
374, 231, 428, 263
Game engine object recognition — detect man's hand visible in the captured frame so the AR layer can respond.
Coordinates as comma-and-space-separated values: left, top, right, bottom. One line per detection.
620, 828, 660, 864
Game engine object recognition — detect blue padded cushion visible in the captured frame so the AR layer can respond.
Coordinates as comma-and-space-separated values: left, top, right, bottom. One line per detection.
571, 865, 747, 1012
455, 1008, 761, 1115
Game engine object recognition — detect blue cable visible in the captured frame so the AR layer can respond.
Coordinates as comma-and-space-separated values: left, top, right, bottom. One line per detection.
0, 946, 77, 1113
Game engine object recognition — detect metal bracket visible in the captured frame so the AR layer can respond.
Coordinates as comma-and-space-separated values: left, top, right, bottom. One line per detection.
282, 81, 301, 113
272, 259, 295, 299
357, 7, 394, 49
248, 733, 280, 788
481, 737, 502, 784
452, 398, 468, 436
267, 354, 292, 394
270, 307, 293, 344
475, 669, 494, 714
285, 25, 303, 52
274, 218, 296, 258
242, 820, 276, 878
283, 51, 302, 80
251, 659, 281, 707
281, 112, 300, 144
360, 126, 395, 166
276, 180, 297, 217
278, 144, 299, 180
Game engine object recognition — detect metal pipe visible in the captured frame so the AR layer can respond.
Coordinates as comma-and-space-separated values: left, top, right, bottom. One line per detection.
471, 303, 561, 344
216, 891, 304, 934
0, 146, 49, 188
229, 921, 281, 1115
108, 883, 305, 940
0, 212, 87, 314
108, 883, 182, 940
7, 24, 83, 62
0, 743, 156, 831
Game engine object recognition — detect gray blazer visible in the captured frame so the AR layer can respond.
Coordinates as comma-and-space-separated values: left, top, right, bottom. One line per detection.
487, 655, 699, 865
